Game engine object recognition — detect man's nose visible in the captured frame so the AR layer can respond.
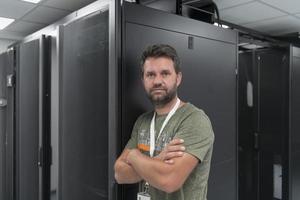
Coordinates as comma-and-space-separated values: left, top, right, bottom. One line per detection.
153, 74, 163, 84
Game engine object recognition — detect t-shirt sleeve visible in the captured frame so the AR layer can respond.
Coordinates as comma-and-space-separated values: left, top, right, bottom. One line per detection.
125, 115, 142, 149
174, 110, 214, 162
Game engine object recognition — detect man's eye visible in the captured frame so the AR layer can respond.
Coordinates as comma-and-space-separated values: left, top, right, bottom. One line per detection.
147, 73, 155, 78
161, 72, 170, 77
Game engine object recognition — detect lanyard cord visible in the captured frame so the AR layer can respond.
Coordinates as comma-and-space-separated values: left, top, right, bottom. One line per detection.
149, 98, 181, 157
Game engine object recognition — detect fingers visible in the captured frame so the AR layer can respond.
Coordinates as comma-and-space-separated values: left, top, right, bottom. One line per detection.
164, 151, 184, 160
165, 138, 185, 152
155, 138, 186, 164
166, 144, 185, 152
169, 138, 184, 145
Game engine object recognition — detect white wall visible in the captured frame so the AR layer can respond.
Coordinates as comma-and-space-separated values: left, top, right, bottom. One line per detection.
0, 39, 17, 53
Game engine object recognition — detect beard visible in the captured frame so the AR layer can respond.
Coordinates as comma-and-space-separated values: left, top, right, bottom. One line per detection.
146, 83, 177, 107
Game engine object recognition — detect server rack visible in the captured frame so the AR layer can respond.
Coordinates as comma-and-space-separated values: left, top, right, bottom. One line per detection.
14, 36, 51, 200
121, 2, 238, 200
12, 1, 120, 200
238, 44, 300, 200
290, 46, 300, 200
0, 49, 17, 200
57, 9, 109, 200
0, 52, 8, 200
13, 1, 120, 200
3, 49, 15, 200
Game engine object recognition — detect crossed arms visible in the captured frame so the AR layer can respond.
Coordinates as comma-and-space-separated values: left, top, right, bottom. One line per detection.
114, 139, 199, 193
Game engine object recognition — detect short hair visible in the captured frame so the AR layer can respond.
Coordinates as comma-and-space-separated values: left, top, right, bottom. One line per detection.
140, 44, 181, 77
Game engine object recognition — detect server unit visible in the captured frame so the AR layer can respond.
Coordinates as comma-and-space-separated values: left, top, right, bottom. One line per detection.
238, 43, 300, 200
57, 9, 109, 200
50, 1, 119, 200
0, 49, 15, 200
0, 52, 8, 200
0, 36, 51, 200
16, 36, 51, 200
238, 47, 290, 200
290, 46, 300, 200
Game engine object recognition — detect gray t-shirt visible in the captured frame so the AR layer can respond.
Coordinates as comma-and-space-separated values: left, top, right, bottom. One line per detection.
126, 103, 214, 200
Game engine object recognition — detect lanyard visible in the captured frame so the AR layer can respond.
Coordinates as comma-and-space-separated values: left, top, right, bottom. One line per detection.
149, 98, 180, 157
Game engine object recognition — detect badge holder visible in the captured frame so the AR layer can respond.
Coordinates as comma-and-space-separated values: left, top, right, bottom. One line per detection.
137, 182, 151, 200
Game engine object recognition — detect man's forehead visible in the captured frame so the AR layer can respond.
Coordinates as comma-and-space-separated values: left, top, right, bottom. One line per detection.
145, 56, 173, 62
144, 57, 175, 70
144, 65, 173, 72
144, 68, 172, 74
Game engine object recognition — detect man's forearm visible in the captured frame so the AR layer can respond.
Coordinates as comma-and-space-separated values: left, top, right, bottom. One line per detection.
127, 149, 181, 193
114, 149, 143, 184
114, 139, 187, 188
114, 159, 142, 184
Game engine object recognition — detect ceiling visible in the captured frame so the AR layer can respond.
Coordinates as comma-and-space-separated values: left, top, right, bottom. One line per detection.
0, 0, 300, 46
0, 0, 96, 42
215, 0, 300, 36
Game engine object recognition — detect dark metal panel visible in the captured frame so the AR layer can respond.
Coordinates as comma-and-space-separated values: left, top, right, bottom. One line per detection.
291, 153, 300, 200
208, 160, 236, 200
108, 1, 121, 200
291, 54, 300, 200
38, 35, 52, 200
258, 49, 289, 200
238, 48, 290, 200
17, 39, 40, 200
4, 49, 15, 200
0, 52, 7, 200
123, 2, 237, 44
59, 10, 109, 200
50, 29, 60, 200
179, 35, 236, 165
123, 20, 237, 200
238, 51, 259, 200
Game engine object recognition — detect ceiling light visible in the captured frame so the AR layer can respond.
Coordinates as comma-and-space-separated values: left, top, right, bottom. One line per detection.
213, 22, 229, 29
21, 0, 42, 4
0, 17, 15, 30
240, 43, 263, 49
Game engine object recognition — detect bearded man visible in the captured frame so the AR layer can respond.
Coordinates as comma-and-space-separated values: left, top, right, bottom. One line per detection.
114, 44, 214, 200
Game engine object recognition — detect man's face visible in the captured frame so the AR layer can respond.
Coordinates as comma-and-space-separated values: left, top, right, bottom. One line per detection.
142, 57, 182, 106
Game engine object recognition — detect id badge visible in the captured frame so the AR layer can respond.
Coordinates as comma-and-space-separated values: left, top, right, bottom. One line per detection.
137, 192, 151, 200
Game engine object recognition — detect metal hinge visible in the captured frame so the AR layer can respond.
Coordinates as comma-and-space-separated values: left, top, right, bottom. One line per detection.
0, 98, 7, 108
38, 147, 43, 167
7, 74, 15, 88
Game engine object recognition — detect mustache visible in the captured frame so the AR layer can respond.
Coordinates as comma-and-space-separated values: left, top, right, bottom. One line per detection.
150, 87, 167, 92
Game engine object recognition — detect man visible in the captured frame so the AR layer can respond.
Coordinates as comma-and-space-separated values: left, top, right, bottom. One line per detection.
114, 44, 214, 200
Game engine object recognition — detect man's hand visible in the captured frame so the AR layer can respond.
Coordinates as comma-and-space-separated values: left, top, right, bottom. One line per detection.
114, 149, 142, 184
155, 138, 185, 164
126, 141, 198, 193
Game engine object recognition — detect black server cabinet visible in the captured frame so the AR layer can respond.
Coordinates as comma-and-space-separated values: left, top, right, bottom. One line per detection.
58, 9, 109, 200
1, 50, 15, 200
16, 39, 40, 200
238, 51, 258, 200
0, 52, 7, 200
122, 3, 237, 200
290, 46, 300, 200
15, 36, 51, 200
238, 48, 290, 200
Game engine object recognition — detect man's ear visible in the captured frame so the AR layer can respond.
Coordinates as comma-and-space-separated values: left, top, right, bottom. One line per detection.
176, 72, 182, 87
